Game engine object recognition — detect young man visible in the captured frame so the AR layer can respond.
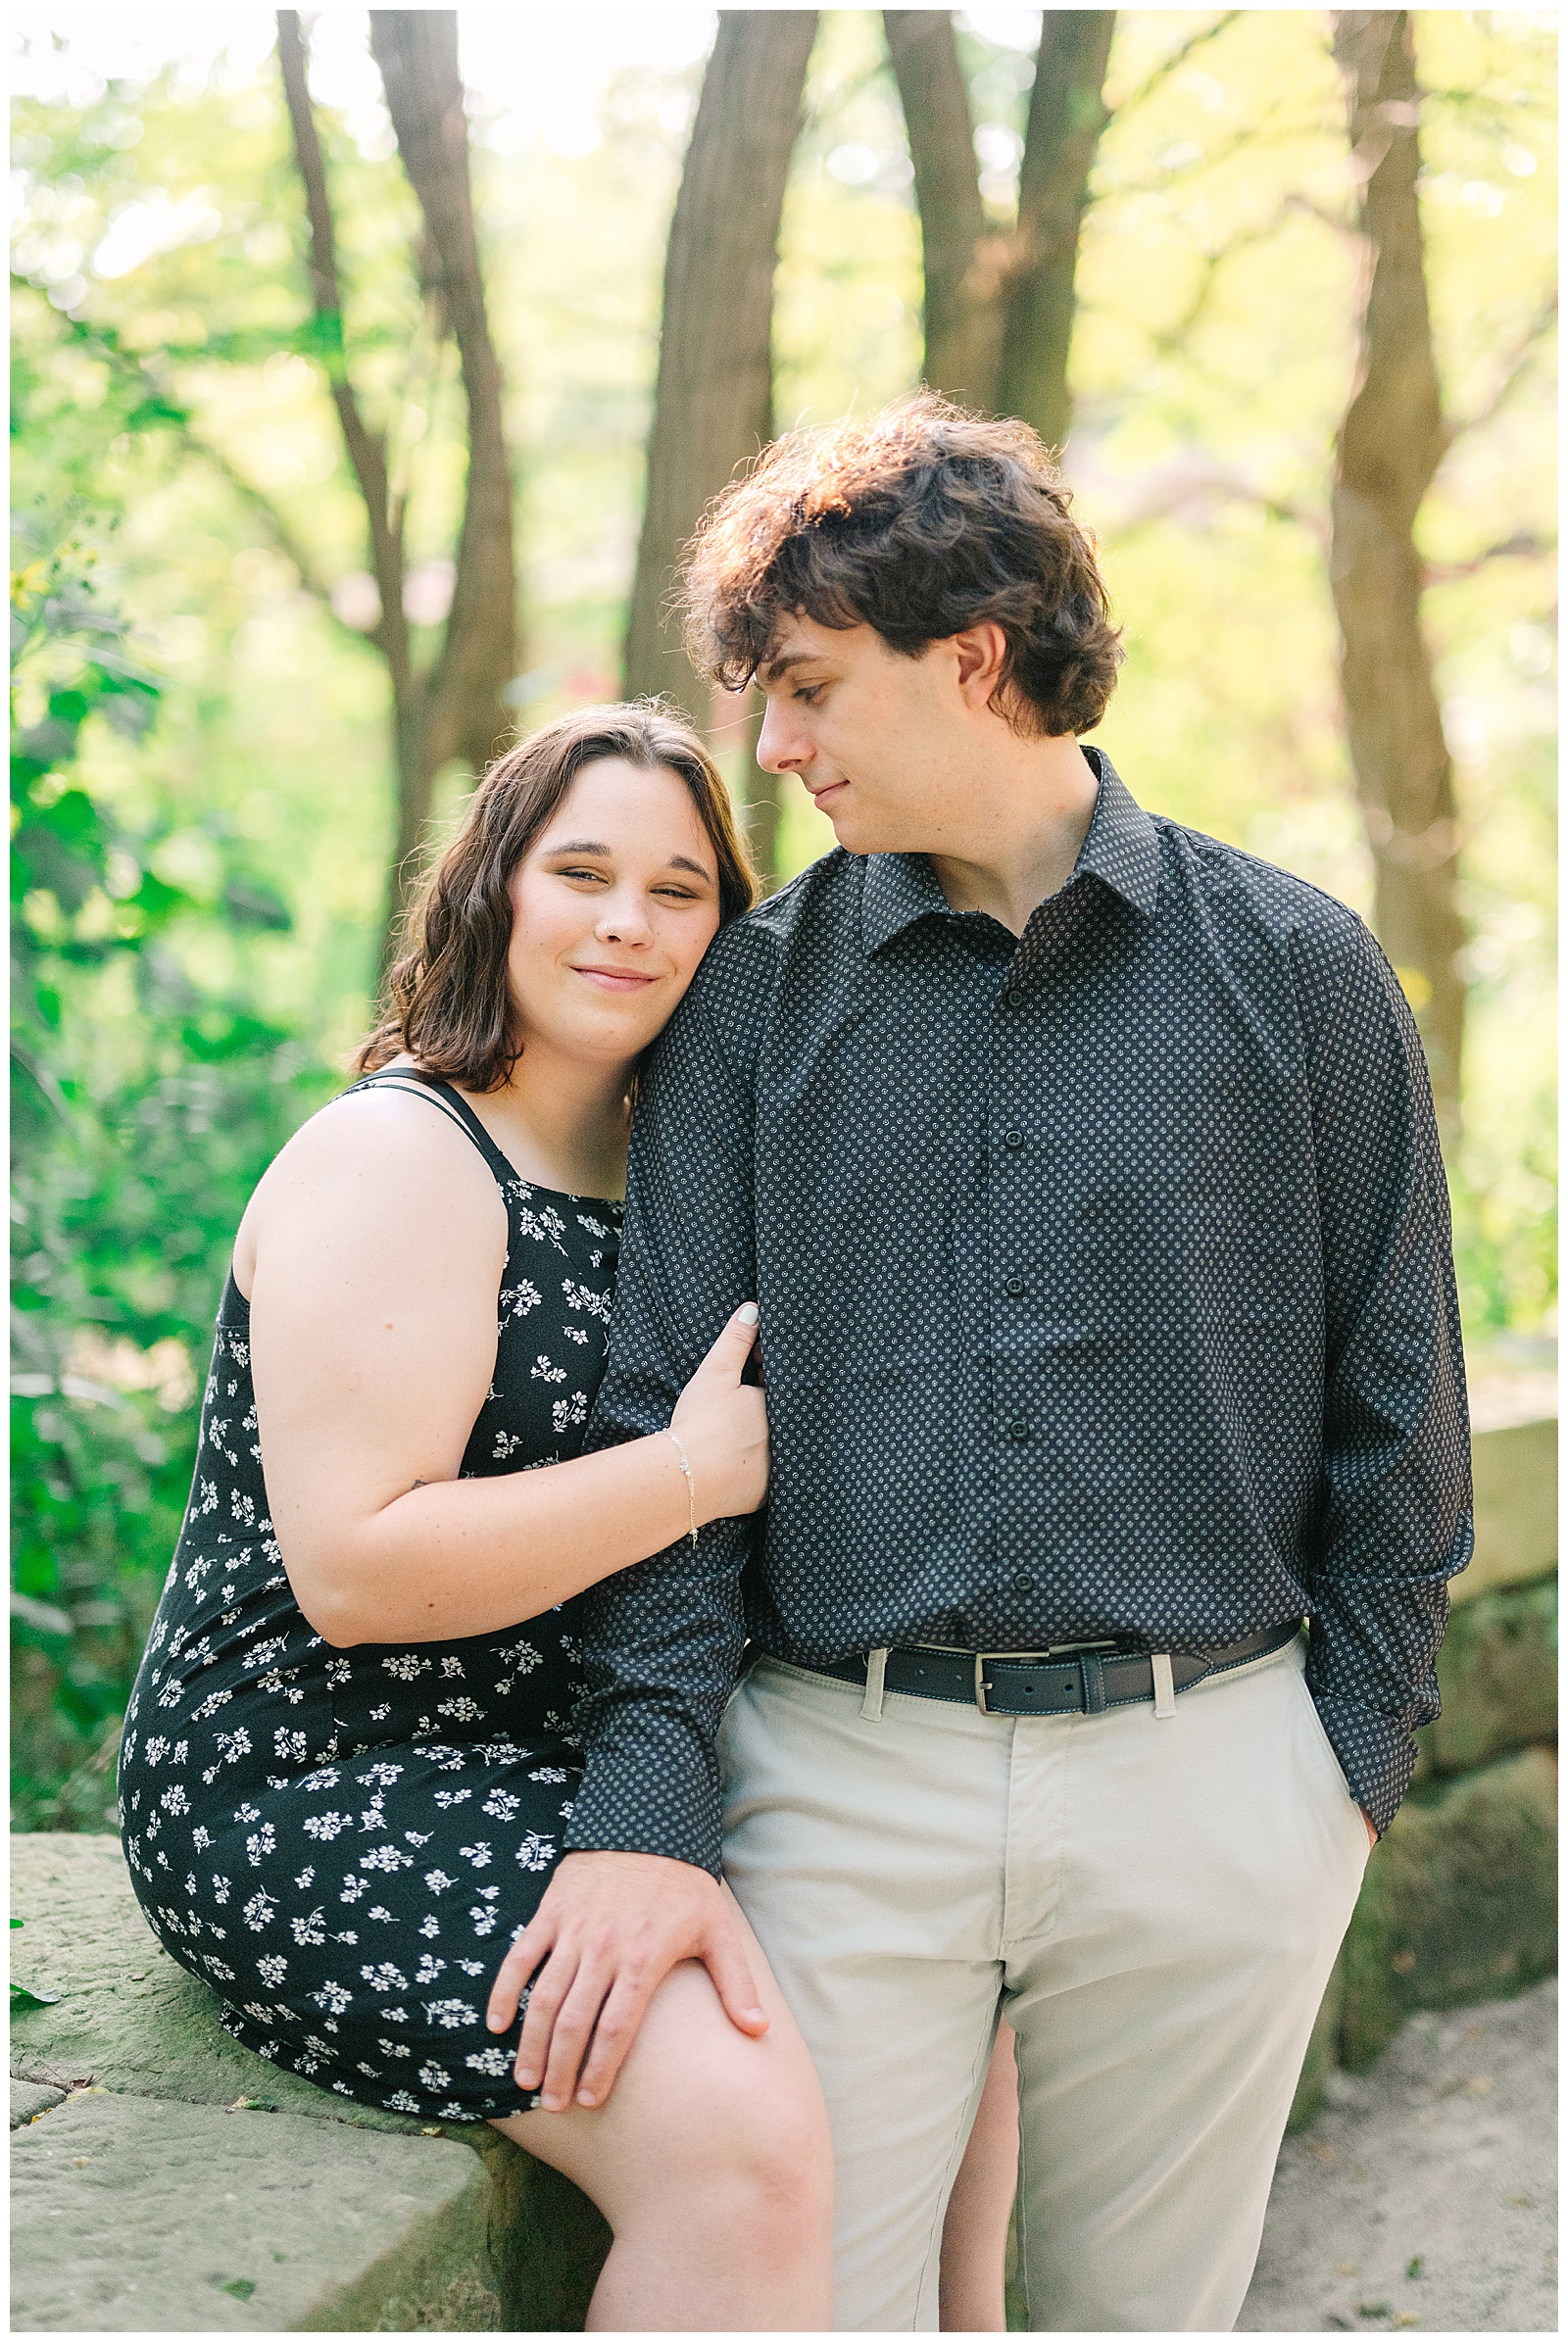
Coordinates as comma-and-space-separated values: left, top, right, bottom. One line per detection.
490, 397, 1471, 2330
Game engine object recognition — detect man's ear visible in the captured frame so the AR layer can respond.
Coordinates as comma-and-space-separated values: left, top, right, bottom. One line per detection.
951, 622, 1008, 713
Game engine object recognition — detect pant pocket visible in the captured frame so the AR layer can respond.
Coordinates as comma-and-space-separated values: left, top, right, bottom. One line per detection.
1293, 1671, 1372, 1864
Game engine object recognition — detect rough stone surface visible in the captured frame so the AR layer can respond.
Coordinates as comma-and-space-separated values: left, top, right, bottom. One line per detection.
1462, 1418, 1556, 1604
11, 2080, 66, 2129
10, 1833, 417, 2130
1415, 1576, 1556, 1779
1341, 1747, 1557, 2070
11, 2087, 498, 2332
10, 1834, 612, 2331
1238, 1977, 1556, 2332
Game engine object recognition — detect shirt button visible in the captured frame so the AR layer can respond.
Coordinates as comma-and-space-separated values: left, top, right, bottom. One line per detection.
1011, 1573, 1035, 1594
1005, 989, 1026, 1008
1006, 1418, 1029, 1442
1004, 1129, 1025, 1150
1004, 1275, 1025, 1297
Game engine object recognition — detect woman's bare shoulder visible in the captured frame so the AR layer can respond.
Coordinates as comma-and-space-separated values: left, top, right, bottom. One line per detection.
234, 1080, 504, 1294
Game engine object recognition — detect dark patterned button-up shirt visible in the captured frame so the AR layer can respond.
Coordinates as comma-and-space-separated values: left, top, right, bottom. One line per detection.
569, 750, 1471, 1872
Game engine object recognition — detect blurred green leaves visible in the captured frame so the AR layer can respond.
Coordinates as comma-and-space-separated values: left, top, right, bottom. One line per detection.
11, 519, 329, 1830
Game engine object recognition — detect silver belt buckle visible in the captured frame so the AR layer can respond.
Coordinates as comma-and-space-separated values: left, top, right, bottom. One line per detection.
974, 1639, 1122, 1716
972, 1647, 1056, 1715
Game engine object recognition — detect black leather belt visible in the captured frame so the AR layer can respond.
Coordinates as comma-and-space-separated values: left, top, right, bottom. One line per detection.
790, 1620, 1303, 1718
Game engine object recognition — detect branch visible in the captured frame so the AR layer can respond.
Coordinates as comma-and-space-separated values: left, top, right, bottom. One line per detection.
275, 9, 413, 706
368, 9, 517, 779
181, 431, 370, 641
1104, 10, 1243, 122
1096, 116, 1323, 201
1446, 289, 1557, 440
1422, 529, 1556, 586
1102, 457, 1329, 549
1142, 200, 1298, 362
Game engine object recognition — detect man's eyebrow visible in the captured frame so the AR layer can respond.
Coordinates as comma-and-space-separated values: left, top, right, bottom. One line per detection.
759, 650, 820, 685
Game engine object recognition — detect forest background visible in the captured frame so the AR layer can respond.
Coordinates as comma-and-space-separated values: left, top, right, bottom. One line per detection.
11, 7, 1557, 1828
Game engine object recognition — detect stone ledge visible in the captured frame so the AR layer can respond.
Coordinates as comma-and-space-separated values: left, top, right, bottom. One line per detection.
1460, 1417, 1556, 1605
11, 2081, 66, 2130
1340, 1744, 1558, 2071
12, 2087, 497, 2332
10, 1834, 610, 2332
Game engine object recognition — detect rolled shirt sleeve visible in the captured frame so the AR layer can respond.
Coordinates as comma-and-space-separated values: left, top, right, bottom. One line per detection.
1297, 913, 1472, 1833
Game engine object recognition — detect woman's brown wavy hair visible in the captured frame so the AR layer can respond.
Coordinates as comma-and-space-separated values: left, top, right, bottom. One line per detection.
357, 704, 757, 1094
682, 391, 1122, 738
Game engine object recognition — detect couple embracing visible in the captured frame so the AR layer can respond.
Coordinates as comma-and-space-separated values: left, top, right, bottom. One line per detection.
120, 398, 1470, 2333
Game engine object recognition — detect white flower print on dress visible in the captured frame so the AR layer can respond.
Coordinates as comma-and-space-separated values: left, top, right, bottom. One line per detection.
117, 1076, 614, 2122
303, 1812, 353, 1841
423, 1998, 479, 2029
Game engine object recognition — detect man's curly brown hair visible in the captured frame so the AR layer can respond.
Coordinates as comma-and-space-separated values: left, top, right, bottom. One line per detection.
681, 392, 1122, 739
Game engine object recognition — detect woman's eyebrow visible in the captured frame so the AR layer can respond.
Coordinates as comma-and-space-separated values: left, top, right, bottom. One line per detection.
544, 839, 712, 881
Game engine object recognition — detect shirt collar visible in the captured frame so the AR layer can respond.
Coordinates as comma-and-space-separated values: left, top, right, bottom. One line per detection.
860, 745, 1161, 956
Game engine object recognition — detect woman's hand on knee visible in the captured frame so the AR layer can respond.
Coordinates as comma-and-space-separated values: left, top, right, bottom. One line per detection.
486, 1850, 768, 2112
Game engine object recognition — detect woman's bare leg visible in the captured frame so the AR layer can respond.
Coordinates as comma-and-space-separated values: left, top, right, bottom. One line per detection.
939, 2019, 1018, 2332
492, 1888, 833, 2332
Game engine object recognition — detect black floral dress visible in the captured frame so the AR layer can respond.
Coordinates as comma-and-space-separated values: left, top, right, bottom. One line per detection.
118, 1072, 621, 2123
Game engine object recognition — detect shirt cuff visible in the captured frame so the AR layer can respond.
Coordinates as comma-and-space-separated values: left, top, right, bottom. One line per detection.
1311, 1690, 1419, 1838
564, 1732, 724, 1880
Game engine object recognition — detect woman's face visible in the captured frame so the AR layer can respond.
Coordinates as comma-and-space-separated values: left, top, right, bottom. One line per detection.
507, 756, 725, 1070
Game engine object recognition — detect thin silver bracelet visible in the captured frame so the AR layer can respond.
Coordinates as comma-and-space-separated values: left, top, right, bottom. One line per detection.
663, 1428, 699, 1548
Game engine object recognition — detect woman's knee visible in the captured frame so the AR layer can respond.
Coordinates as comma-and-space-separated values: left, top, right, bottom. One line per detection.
673, 2051, 833, 2237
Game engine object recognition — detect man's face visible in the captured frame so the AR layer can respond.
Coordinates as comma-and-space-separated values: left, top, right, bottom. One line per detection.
755, 612, 981, 856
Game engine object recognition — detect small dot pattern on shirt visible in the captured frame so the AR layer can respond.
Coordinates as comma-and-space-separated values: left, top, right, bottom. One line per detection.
570, 751, 1472, 1874
116, 1073, 620, 2124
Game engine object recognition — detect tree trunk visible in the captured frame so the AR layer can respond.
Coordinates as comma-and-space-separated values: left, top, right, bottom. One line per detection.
277, 10, 517, 979
623, 10, 818, 885
887, 10, 1113, 456
1329, 11, 1463, 1141
368, 12, 515, 791
996, 11, 1116, 453
883, 11, 1000, 406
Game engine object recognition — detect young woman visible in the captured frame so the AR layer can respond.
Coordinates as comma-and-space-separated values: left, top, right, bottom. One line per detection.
118, 703, 1016, 2331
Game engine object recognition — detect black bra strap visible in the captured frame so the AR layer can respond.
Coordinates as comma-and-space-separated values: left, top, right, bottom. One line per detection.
343, 1070, 516, 1194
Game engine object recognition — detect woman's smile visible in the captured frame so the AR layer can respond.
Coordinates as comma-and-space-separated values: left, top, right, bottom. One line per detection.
572, 960, 660, 992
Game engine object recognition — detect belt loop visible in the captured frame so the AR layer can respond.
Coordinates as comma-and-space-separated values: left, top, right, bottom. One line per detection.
1079, 1651, 1106, 1714
1152, 1653, 1177, 1719
860, 1647, 890, 1722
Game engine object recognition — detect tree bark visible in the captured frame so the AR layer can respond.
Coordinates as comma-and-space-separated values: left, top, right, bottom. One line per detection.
997, 11, 1116, 453
1329, 11, 1463, 1141
883, 12, 1000, 406
623, 11, 818, 885
277, 10, 516, 976
887, 10, 1113, 455
368, 12, 515, 790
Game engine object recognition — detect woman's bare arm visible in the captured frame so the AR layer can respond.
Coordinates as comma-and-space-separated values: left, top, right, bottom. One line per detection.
241, 1090, 760, 1648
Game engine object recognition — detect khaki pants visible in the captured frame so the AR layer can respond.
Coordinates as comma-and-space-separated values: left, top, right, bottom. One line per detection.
718, 1635, 1370, 2332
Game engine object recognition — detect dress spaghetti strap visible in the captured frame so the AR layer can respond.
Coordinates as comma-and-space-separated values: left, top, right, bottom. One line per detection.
343, 1068, 517, 1192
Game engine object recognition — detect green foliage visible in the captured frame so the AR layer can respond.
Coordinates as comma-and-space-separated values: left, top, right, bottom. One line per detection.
10, 518, 332, 1829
